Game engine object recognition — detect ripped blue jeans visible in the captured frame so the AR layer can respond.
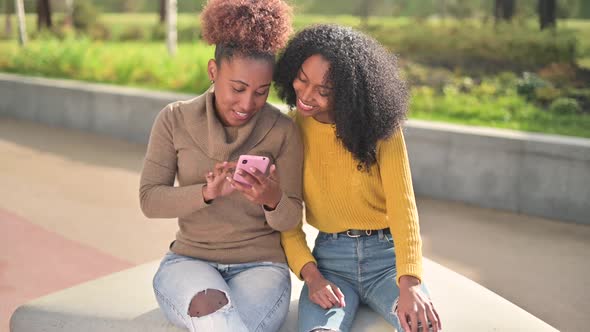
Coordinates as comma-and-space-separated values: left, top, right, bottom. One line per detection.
298, 230, 430, 332
153, 252, 291, 332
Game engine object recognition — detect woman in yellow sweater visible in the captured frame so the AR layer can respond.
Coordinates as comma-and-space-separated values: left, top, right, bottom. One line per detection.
274, 25, 441, 332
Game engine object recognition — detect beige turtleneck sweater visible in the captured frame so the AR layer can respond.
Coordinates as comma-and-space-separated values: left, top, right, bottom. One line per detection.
140, 88, 303, 264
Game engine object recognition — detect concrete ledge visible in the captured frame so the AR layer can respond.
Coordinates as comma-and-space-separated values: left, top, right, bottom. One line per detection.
404, 120, 590, 224
1, 73, 588, 224
0, 73, 192, 144
10, 225, 558, 332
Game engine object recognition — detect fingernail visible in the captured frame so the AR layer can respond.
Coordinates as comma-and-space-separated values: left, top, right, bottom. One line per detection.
237, 170, 244, 175
249, 167, 256, 172
225, 177, 231, 181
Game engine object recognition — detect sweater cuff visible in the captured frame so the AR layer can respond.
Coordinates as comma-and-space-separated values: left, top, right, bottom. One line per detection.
396, 263, 423, 286
292, 256, 317, 281
263, 192, 298, 231
196, 183, 212, 208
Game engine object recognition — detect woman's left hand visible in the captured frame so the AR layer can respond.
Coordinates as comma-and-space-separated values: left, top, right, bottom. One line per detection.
226, 164, 282, 209
396, 275, 441, 332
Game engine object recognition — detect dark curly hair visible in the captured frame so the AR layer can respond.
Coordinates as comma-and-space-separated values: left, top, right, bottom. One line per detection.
201, 0, 292, 63
274, 24, 408, 170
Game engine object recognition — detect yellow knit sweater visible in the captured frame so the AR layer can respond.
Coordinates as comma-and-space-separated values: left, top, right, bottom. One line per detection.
281, 113, 423, 283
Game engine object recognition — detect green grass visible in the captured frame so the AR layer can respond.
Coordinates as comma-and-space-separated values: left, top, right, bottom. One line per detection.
556, 20, 590, 58
1, 15, 589, 138
0, 13, 411, 38
2, 13, 584, 74
1, 13, 587, 38
0, 39, 214, 94
410, 87, 590, 138
579, 57, 590, 69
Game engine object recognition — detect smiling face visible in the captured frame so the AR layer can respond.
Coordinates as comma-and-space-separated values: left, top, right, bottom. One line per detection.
292, 54, 334, 123
208, 56, 273, 127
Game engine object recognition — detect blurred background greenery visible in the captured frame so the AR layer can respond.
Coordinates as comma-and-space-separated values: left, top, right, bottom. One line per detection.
1, 0, 588, 137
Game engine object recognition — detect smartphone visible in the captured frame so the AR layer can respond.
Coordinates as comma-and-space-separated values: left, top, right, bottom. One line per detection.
232, 155, 270, 187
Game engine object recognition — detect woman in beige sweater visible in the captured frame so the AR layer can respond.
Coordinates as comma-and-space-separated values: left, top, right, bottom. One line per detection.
139, 1, 302, 331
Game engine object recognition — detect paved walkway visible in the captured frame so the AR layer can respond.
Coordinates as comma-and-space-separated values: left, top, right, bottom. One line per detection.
1, 118, 588, 331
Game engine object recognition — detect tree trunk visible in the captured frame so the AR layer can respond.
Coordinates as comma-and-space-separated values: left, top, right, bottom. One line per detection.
494, 0, 501, 22
36, 0, 52, 31
359, 0, 375, 27
122, 0, 139, 12
63, 0, 74, 27
63, 0, 73, 27
440, 0, 447, 23
580, 0, 590, 19
159, 0, 166, 24
539, 0, 556, 30
5, 0, 13, 35
504, 0, 515, 20
166, 0, 177, 56
15, 0, 26, 46
494, 0, 515, 23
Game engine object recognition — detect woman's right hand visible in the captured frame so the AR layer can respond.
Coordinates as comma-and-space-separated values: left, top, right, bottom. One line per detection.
202, 161, 236, 202
301, 262, 346, 309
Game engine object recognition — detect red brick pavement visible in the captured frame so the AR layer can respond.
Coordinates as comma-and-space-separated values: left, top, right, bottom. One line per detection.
0, 209, 133, 332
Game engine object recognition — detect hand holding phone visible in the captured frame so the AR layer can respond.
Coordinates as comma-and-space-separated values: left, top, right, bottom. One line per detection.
228, 155, 281, 209
232, 155, 270, 187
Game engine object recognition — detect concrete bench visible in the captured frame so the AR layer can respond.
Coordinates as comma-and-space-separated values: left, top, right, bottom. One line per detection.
10, 225, 558, 332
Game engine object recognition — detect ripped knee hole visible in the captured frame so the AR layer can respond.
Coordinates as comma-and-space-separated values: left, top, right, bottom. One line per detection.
188, 289, 229, 318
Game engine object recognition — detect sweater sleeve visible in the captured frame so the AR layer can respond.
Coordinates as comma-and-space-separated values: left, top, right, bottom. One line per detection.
139, 105, 210, 219
264, 120, 304, 231
378, 129, 423, 284
280, 221, 316, 280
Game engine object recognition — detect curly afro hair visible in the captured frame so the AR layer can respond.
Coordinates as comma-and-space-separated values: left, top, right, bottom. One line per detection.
201, 0, 292, 61
274, 24, 409, 170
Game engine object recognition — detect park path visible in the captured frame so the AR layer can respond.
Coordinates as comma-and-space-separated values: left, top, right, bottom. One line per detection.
1, 117, 588, 331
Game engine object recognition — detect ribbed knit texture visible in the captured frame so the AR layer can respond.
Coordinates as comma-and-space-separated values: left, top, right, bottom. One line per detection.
281, 113, 423, 283
140, 87, 303, 264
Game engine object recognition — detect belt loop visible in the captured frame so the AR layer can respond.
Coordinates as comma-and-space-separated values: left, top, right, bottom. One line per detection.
332, 232, 338, 239
378, 229, 384, 240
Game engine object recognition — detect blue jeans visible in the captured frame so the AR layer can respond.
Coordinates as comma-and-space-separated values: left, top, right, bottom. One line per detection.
298, 231, 429, 332
153, 252, 291, 332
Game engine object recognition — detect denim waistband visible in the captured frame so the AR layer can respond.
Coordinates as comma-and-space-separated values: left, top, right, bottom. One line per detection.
326, 228, 390, 239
